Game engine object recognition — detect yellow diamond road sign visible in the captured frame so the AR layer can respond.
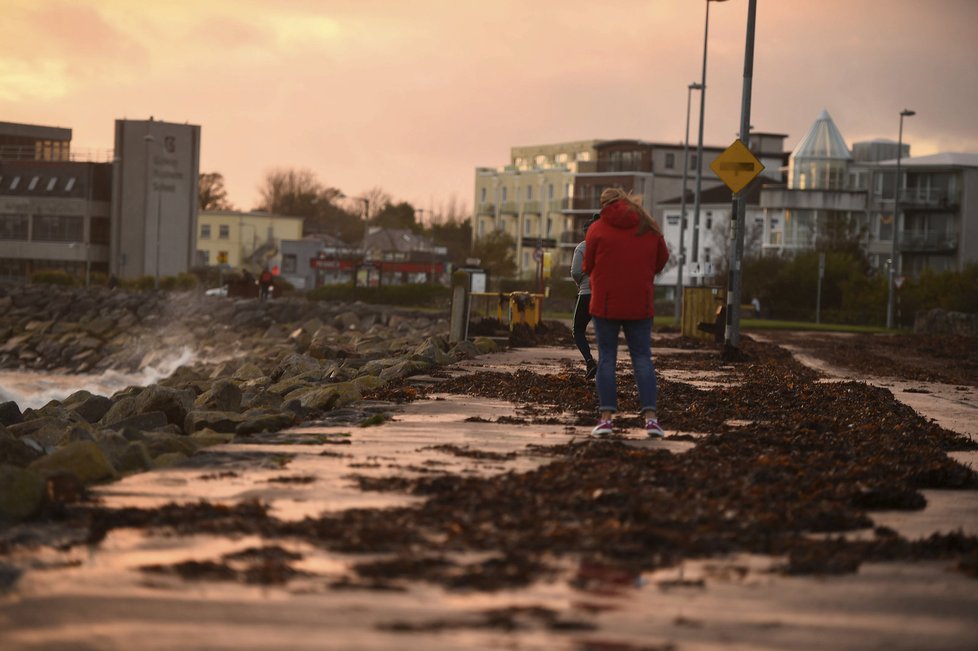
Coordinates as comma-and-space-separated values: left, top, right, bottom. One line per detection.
710, 139, 765, 194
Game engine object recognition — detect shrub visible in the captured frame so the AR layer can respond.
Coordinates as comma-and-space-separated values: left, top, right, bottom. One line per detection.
159, 273, 199, 292
31, 269, 78, 286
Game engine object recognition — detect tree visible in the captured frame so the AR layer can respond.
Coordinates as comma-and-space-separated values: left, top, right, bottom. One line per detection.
427, 217, 473, 266
359, 186, 392, 222
372, 201, 422, 232
198, 172, 233, 211
471, 230, 517, 278
255, 168, 324, 216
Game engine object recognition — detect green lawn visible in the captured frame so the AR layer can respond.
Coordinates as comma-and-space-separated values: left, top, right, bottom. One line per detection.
543, 311, 892, 334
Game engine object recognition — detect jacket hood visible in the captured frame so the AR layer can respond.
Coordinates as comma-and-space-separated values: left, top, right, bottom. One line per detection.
600, 199, 640, 230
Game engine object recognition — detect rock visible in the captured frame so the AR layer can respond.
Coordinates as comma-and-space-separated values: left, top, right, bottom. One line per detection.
0, 430, 43, 467
0, 401, 23, 426
232, 362, 267, 381
103, 411, 169, 433
28, 441, 115, 485
8, 417, 73, 449
57, 422, 95, 445
62, 390, 113, 423
195, 380, 242, 412
411, 337, 453, 365
473, 337, 499, 354
275, 353, 321, 379
352, 375, 387, 392
295, 382, 362, 411
380, 359, 433, 383
190, 429, 234, 448
95, 432, 153, 475
184, 410, 246, 434
153, 452, 189, 468
0, 465, 46, 521
133, 385, 195, 428
138, 432, 198, 458
449, 340, 481, 359
234, 410, 296, 436
334, 311, 361, 331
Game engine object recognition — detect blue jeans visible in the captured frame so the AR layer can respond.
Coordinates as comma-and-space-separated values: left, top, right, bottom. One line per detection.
592, 316, 657, 414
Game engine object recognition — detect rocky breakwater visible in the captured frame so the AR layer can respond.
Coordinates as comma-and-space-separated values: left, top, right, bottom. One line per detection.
0, 283, 500, 524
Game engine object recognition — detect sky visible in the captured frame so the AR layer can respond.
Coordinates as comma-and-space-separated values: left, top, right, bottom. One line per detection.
2, 0, 977, 217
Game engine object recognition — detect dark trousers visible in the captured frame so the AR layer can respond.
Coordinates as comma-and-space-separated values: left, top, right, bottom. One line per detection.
573, 293, 593, 363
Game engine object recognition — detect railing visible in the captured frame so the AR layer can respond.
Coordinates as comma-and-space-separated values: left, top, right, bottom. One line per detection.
899, 233, 958, 252
475, 202, 495, 215
900, 188, 958, 208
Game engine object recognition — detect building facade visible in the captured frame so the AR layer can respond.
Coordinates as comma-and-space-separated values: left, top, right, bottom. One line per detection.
760, 110, 978, 278
197, 210, 304, 270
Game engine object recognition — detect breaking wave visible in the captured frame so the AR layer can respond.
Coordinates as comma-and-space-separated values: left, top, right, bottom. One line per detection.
0, 347, 196, 410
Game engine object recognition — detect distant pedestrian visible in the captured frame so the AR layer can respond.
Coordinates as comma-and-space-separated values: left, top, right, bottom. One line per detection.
570, 214, 600, 380
583, 188, 670, 439
751, 296, 761, 318
258, 267, 273, 301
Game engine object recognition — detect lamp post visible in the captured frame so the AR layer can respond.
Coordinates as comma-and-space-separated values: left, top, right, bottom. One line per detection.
886, 109, 915, 329
143, 134, 163, 289
339, 193, 370, 285
675, 81, 704, 320
690, 0, 730, 278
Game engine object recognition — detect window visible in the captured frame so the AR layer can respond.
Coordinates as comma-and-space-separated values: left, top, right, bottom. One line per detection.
32, 215, 83, 242
706, 214, 713, 230
10, 176, 21, 190
28, 176, 40, 191
480, 187, 487, 203
527, 185, 532, 200
546, 217, 553, 237
219, 225, 229, 239
64, 177, 76, 192
704, 248, 711, 263
46, 177, 58, 191
201, 224, 211, 239
502, 187, 508, 202
524, 218, 532, 235
479, 219, 486, 237
690, 155, 698, 170
282, 254, 297, 274
578, 151, 591, 162
665, 153, 675, 169
0, 215, 29, 240
548, 184, 554, 200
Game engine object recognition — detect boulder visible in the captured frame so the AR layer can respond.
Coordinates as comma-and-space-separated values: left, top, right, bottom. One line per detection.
103, 411, 169, 433
94, 432, 153, 475
275, 353, 321, 379
0, 430, 43, 467
0, 465, 46, 521
28, 441, 115, 485
133, 385, 195, 428
334, 311, 361, 331
295, 382, 362, 411
380, 359, 433, 383
352, 374, 387, 392
234, 410, 296, 436
473, 337, 499, 354
62, 390, 113, 423
184, 410, 246, 434
0, 401, 23, 426
190, 428, 234, 448
8, 417, 74, 449
138, 432, 198, 458
153, 452, 189, 468
449, 340, 481, 359
194, 379, 242, 412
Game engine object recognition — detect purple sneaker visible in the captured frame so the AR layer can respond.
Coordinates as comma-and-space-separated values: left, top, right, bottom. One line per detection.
646, 419, 665, 439
591, 419, 613, 437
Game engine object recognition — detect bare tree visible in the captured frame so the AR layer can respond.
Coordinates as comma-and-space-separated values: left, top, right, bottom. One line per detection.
256, 168, 322, 215
357, 186, 392, 222
198, 172, 233, 211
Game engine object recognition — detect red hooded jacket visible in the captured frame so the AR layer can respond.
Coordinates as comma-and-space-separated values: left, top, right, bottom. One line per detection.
582, 199, 669, 320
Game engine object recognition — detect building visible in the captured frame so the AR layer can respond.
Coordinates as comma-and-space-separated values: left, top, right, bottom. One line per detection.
111, 119, 201, 281
0, 118, 202, 285
473, 135, 786, 279
196, 210, 304, 270
760, 110, 978, 278
0, 121, 111, 283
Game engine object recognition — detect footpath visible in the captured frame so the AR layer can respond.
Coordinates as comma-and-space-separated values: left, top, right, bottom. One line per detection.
1, 338, 977, 651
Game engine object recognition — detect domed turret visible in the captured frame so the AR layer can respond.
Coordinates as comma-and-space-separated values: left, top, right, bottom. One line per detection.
789, 110, 852, 190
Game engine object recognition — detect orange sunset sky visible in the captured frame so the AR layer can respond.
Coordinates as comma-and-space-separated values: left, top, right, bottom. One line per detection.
2, 0, 976, 216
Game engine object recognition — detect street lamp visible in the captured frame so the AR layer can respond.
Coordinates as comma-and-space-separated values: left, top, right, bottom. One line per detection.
143, 134, 163, 289
675, 81, 704, 320
690, 0, 730, 276
885, 109, 915, 329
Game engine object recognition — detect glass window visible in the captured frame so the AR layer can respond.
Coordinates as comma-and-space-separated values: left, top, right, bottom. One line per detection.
46, 177, 58, 191
64, 177, 76, 192
690, 155, 698, 170
219, 225, 229, 239
524, 218, 532, 235
578, 151, 591, 162
548, 184, 554, 200
201, 224, 211, 239
10, 176, 20, 190
32, 215, 83, 242
480, 187, 487, 203
282, 254, 297, 274
502, 187, 508, 202
0, 214, 29, 240
665, 153, 675, 169
527, 185, 532, 200
706, 216, 713, 230
28, 176, 40, 191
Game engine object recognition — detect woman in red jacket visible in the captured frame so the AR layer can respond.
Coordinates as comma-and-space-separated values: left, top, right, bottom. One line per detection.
583, 188, 669, 438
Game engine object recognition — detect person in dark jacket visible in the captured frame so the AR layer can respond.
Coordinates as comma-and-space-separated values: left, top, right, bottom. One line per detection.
583, 188, 669, 438
570, 214, 600, 380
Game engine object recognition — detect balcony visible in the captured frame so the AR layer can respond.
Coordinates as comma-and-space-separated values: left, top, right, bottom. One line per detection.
499, 201, 519, 214
900, 188, 959, 208
899, 232, 958, 252
475, 202, 495, 215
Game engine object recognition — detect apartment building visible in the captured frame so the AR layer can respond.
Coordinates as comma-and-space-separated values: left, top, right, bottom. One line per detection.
474, 135, 786, 279
197, 210, 304, 270
760, 110, 978, 278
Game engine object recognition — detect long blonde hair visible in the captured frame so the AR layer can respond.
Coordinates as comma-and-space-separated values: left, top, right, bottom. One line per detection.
599, 188, 661, 236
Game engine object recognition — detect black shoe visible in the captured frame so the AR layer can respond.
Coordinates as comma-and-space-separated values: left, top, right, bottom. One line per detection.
585, 359, 597, 380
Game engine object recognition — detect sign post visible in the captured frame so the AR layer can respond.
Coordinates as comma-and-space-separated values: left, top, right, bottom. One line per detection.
715, 0, 759, 357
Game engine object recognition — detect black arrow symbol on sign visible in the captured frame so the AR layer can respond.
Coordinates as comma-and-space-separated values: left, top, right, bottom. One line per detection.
718, 162, 757, 173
